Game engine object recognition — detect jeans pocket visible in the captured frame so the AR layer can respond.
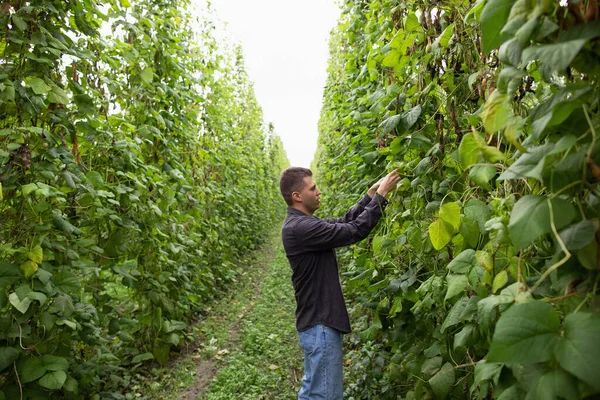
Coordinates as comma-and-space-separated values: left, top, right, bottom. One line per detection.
298, 326, 317, 353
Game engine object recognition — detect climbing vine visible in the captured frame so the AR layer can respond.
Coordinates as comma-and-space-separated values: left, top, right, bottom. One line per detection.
0, 0, 287, 397
316, 0, 599, 398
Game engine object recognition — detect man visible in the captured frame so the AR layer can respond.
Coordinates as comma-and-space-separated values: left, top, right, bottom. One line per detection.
280, 167, 400, 399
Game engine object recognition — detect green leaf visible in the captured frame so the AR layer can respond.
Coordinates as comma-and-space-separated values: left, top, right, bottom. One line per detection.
487, 301, 560, 364
0, 264, 21, 287
481, 0, 516, 53
454, 324, 476, 349
577, 239, 598, 270
48, 85, 69, 104
555, 312, 600, 391
421, 356, 442, 378
141, 67, 154, 84
445, 274, 468, 301
534, 369, 579, 400
429, 362, 455, 399
429, 219, 454, 250
464, 199, 490, 233
508, 195, 576, 250
498, 38, 521, 66
441, 296, 469, 333
43, 355, 69, 372
498, 143, 554, 181
54, 294, 74, 317
459, 133, 480, 168
380, 115, 402, 135
522, 39, 587, 78
469, 164, 497, 191
132, 353, 154, 363
21, 357, 46, 383
39, 370, 67, 390
474, 361, 503, 386
558, 220, 596, 251
52, 211, 83, 236
25, 77, 51, 95
153, 343, 170, 366
28, 291, 47, 305
460, 217, 480, 247
20, 260, 38, 278
11, 14, 27, 31
0, 347, 20, 372
448, 249, 476, 274
85, 171, 104, 187
492, 270, 508, 293
439, 202, 461, 231
9, 292, 31, 313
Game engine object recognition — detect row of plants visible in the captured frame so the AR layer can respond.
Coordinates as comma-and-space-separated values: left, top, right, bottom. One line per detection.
0, 0, 288, 398
315, 0, 599, 398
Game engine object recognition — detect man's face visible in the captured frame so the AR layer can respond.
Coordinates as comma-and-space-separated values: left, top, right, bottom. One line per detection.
296, 176, 321, 214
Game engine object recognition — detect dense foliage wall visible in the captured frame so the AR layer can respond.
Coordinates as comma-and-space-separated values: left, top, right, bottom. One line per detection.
316, 0, 599, 398
0, 0, 288, 397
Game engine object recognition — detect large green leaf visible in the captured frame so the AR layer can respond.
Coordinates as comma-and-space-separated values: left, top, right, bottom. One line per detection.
441, 296, 469, 332
43, 355, 69, 372
21, 357, 46, 383
481, 0, 516, 53
0, 347, 19, 372
445, 274, 469, 301
464, 199, 490, 233
558, 220, 596, 251
469, 164, 497, 191
487, 301, 560, 364
522, 40, 587, 78
533, 369, 579, 400
508, 195, 575, 250
554, 312, 600, 391
0, 264, 21, 287
39, 370, 67, 390
429, 362, 455, 399
447, 249, 476, 274
25, 77, 51, 95
498, 143, 554, 181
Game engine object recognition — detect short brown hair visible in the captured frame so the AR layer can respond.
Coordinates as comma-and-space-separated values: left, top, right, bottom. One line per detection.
280, 167, 312, 206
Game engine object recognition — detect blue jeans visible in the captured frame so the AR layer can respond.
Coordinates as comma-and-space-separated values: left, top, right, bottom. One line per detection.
298, 324, 343, 400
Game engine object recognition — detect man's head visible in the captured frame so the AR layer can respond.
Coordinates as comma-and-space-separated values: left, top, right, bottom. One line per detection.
280, 167, 321, 214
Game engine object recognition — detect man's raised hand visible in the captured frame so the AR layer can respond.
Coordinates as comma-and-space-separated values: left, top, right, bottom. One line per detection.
376, 169, 401, 198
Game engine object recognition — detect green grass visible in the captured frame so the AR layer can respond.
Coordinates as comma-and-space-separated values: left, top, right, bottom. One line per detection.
131, 238, 302, 400
200, 246, 302, 400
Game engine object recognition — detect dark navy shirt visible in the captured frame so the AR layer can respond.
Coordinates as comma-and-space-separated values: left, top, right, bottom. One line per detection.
281, 193, 389, 333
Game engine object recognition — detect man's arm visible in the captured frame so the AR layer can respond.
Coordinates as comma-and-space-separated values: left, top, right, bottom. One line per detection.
291, 170, 401, 252
291, 194, 389, 252
322, 174, 389, 224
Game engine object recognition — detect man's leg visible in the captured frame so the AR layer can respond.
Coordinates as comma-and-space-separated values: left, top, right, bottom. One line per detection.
298, 324, 343, 399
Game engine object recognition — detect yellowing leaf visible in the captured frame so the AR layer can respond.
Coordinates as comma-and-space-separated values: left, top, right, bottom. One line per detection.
28, 245, 43, 264
429, 219, 454, 250
20, 260, 39, 278
439, 202, 461, 231
481, 91, 512, 133
476, 250, 493, 271
492, 270, 508, 293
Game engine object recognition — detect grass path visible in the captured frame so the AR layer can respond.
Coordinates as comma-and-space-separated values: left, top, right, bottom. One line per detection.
135, 238, 302, 399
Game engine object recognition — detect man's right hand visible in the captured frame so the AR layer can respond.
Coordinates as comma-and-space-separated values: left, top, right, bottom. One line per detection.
376, 169, 401, 198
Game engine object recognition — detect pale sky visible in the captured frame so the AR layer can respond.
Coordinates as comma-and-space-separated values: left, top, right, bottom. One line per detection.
211, 0, 341, 168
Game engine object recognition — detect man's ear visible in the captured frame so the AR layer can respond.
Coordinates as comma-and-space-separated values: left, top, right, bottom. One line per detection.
292, 191, 302, 203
